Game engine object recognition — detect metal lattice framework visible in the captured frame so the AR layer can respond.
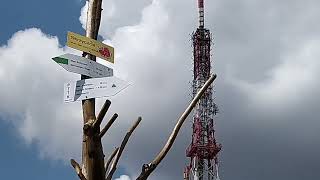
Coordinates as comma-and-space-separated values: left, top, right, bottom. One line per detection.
184, 1, 221, 180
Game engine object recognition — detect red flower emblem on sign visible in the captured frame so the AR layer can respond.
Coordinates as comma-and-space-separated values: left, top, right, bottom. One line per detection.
99, 47, 111, 58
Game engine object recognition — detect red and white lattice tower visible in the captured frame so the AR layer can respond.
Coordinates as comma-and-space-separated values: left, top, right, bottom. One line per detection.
184, 0, 221, 180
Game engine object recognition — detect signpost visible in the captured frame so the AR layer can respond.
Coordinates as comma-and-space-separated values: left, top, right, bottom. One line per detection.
67, 31, 115, 63
52, 53, 113, 78
64, 76, 129, 103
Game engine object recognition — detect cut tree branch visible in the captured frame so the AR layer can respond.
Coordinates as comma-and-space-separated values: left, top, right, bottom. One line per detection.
106, 117, 142, 180
93, 100, 112, 130
71, 159, 87, 180
136, 74, 217, 180
99, 113, 119, 138
104, 147, 119, 175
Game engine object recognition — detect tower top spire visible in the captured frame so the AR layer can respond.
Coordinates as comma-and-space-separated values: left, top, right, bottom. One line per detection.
198, 0, 205, 27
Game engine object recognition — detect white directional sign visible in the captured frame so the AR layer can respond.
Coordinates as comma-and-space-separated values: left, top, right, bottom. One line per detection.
64, 76, 129, 103
52, 53, 113, 78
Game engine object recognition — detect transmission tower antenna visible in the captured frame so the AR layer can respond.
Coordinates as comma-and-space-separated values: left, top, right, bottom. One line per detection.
184, 1, 222, 180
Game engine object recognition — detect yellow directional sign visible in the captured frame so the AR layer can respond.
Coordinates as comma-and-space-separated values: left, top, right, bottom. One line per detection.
67, 31, 114, 63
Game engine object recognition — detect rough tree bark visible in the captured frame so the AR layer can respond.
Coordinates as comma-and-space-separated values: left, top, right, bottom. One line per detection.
81, 0, 104, 179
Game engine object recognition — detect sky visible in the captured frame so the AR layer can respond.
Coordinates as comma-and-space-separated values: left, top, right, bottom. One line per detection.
0, 0, 320, 180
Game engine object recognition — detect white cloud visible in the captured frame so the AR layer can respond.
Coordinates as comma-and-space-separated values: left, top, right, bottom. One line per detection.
0, 28, 82, 161
228, 39, 320, 112
79, 2, 88, 30
79, 0, 152, 37
114, 175, 131, 180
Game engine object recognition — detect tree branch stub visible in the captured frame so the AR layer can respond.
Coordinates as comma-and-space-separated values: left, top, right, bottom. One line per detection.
93, 99, 112, 130
71, 159, 87, 180
99, 113, 119, 138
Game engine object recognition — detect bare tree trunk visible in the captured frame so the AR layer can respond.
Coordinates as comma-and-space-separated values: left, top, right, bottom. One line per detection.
81, 0, 104, 179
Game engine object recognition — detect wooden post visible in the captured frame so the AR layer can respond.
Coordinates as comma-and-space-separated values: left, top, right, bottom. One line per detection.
81, 0, 104, 179
71, 2, 142, 179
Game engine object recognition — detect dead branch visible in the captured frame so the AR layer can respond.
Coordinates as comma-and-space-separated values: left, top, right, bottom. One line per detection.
104, 147, 120, 175
93, 100, 112, 130
106, 117, 142, 180
71, 159, 87, 180
136, 74, 217, 180
99, 113, 119, 138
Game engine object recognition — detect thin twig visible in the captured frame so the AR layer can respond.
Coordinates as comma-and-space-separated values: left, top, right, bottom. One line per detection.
104, 147, 119, 175
106, 117, 142, 180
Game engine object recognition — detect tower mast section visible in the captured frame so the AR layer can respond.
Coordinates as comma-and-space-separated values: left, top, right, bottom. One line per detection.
184, 1, 221, 180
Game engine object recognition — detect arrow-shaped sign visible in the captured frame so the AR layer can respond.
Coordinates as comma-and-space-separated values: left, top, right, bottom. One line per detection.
64, 76, 129, 103
52, 53, 113, 78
